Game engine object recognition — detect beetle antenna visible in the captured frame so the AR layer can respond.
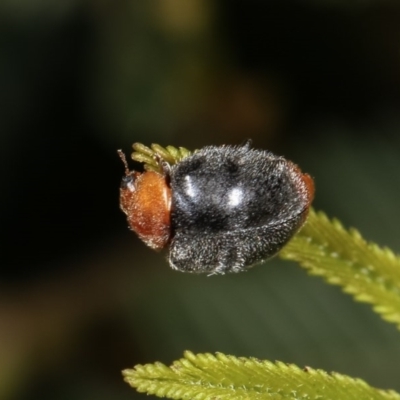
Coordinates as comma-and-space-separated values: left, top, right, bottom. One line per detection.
117, 149, 130, 175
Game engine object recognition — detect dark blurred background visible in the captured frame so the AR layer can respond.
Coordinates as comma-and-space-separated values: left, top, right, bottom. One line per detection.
2, 1, 400, 399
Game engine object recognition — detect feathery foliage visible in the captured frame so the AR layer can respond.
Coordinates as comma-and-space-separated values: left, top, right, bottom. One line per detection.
123, 351, 400, 400
123, 144, 400, 399
280, 209, 400, 329
131, 142, 192, 173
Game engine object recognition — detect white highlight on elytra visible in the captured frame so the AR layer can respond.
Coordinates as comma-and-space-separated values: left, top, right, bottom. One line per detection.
228, 187, 243, 207
185, 175, 196, 198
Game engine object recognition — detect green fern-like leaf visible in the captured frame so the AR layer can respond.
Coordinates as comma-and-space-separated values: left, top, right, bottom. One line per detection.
123, 351, 400, 400
280, 209, 400, 329
131, 143, 192, 173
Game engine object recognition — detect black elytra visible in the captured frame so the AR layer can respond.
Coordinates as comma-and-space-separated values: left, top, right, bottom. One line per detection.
168, 143, 314, 274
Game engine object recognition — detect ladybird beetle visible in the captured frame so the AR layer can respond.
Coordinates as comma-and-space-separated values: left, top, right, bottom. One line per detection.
118, 142, 314, 274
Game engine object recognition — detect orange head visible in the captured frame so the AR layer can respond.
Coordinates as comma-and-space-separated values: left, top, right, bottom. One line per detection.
118, 150, 172, 250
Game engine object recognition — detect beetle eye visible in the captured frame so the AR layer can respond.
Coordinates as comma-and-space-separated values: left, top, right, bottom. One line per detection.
121, 175, 136, 192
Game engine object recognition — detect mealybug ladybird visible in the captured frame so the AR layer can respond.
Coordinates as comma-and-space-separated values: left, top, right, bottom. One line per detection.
118, 142, 314, 274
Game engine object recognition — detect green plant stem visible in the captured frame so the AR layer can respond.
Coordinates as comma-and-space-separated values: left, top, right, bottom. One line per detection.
280, 209, 400, 328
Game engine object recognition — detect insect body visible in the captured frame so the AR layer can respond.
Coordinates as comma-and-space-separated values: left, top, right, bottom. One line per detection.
119, 143, 314, 274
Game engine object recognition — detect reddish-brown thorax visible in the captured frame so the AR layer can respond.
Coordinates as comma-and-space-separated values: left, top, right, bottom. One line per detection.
120, 170, 172, 250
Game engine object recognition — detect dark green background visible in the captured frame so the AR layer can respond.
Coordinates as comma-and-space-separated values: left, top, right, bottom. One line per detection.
1, 1, 400, 399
